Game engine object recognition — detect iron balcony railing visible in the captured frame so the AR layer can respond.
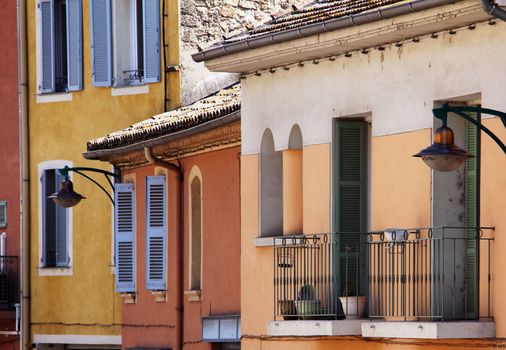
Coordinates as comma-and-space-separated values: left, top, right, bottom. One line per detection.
0, 256, 18, 310
273, 227, 493, 321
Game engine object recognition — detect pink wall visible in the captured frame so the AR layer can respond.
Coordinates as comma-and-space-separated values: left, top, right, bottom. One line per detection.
0, 1, 21, 349
121, 146, 241, 350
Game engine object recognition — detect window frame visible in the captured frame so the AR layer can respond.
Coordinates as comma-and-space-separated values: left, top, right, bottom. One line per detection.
188, 166, 203, 292
38, 160, 73, 276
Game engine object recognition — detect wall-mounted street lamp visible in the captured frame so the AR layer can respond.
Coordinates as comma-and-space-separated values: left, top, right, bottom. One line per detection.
414, 105, 506, 171
48, 166, 120, 208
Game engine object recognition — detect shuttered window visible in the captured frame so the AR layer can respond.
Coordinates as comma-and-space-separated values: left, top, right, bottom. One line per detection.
146, 176, 167, 290
89, 0, 160, 87
38, 0, 83, 93
114, 183, 136, 293
41, 169, 70, 267
0, 201, 7, 228
90, 0, 112, 86
465, 111, 481, 319
333, 120, 367, 296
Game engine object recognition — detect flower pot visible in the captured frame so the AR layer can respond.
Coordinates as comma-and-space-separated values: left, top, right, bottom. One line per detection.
278, 300, 297, 320
295, 300, 321, 320
339, 296, 366, 318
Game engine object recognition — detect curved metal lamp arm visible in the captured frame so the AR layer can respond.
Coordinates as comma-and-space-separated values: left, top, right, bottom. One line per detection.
57, 166, 120, 205
432, 105, 506, 155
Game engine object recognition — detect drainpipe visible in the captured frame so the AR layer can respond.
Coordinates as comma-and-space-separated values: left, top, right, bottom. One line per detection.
480, 0, 506, 21
144, 147, 184, 350
17, 0, 30, 348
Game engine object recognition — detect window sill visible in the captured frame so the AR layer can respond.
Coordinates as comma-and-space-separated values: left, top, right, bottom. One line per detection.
268, 320, 363, 336
361, 321, 495, 339
120, 293, 136, 304
38, 266, 73, 276
254, 235, 305, 247
184, 290, 201, 302
151, 290, 167, 302
111, 85, 149, 96
36, 92, 73, 104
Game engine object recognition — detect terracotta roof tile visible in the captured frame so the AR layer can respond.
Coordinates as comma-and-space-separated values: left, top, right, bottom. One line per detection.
86, 83, 240, 152
223, 0, 408, 43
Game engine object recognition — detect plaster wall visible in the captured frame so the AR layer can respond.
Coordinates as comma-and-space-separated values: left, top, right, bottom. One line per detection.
240, 21, 506, 154
0, 1, 21, 348
27, 0, 180, 341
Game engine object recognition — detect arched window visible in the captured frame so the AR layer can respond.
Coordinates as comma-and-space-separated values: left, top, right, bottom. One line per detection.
189, 167, 202, 290
260, 129, 283, 237
283, 125, 303, 234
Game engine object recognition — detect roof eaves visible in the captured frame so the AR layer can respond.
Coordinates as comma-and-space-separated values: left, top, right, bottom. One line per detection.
192, 0, 458, 63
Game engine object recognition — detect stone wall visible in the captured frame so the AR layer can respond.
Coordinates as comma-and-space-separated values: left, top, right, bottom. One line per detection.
179, 0, 309, 104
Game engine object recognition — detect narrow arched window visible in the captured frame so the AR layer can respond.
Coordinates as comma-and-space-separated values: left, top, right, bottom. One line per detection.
189, 168, 202, 290
260, 129, 283, 237
283, 125, 303, 234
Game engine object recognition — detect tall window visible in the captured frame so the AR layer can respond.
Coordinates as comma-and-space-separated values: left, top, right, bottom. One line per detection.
189, 169, 202, 291
90, 0, 160, 87
283, 125, 303, 235
41, 169, 69, 267
38, 0, 83, 93
333, 120, 367, 296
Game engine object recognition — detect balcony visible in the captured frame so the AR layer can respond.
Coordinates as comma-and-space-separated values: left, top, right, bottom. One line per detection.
0, 256, 19, 310
271, 228, 494, 338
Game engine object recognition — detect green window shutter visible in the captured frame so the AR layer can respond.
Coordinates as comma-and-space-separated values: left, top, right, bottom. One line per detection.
465, 110, 481, 319
333, 120, 367, 296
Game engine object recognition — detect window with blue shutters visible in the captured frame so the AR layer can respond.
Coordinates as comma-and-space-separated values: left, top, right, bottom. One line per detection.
90, 0, 160, 87
114, 183, 136, 293
41, 169, 70, 267
38, 0, 83, 93
146, 176, 167, 291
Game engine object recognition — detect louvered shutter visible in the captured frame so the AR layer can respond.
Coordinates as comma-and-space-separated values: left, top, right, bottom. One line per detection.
0, 201, 6, 228
115, 183, 136, 292
90, 0, 112, 86
66, 0, 83, 91
40, 0, 55, 93
333, 121, 367, 296
146, 176, 167, 290
465, 111, 481, 319
55, 172, 69, 266
142, 0, 160, 83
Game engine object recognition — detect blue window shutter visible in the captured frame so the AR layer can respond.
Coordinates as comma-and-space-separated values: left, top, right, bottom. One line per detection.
55, 172, 69, 267
146, 176, 167, 290
40, 0, 55, 93
66, 0, 83, 91
90, 0, 112, 86
142, 0, 160, 83
115, 183, 136, 293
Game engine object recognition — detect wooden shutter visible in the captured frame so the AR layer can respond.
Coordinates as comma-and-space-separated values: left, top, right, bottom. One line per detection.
146, 176, 167, 290
465, 111, 481, 319
66, 0, 83, 91
55, 172, 69, 266
40, 0, 55, 93
90, 0, 112, 86
115, 183, 136, 292
142, 0, 160, 83
333, 120, 367, 296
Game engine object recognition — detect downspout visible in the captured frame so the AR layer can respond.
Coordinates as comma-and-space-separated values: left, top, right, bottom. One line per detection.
144, 147, 184, 350
480, 0, 506, 20
17, 0, 30, 348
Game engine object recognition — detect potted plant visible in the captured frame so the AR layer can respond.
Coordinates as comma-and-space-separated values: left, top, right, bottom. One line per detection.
295, 284, 321, 319
338, 281, 366, 319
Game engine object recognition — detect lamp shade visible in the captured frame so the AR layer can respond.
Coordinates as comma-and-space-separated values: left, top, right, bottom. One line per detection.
413, 125, 470, 171
48, 179, 86, 208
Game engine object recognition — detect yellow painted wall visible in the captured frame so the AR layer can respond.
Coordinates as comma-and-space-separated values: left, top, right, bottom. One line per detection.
27, 0, 180, 339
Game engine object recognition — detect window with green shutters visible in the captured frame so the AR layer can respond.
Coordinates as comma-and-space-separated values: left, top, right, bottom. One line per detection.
465, 110, 481, 319
38, 0, 83, 93
333, 120, 367, 297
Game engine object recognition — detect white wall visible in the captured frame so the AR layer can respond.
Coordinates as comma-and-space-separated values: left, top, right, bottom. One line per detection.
240, 21, 506, 154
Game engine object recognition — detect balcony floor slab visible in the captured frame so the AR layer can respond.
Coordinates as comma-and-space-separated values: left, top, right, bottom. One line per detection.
361, 321, 495, 339
268, 320, 363, 336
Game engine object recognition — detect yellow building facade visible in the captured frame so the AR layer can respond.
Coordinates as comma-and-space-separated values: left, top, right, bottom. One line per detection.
27, 0, 180, 348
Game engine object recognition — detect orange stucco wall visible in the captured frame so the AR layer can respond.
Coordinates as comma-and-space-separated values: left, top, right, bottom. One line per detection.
282, 150, 302, 235
121, 146, 241, 350
241, 125, 505, 350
